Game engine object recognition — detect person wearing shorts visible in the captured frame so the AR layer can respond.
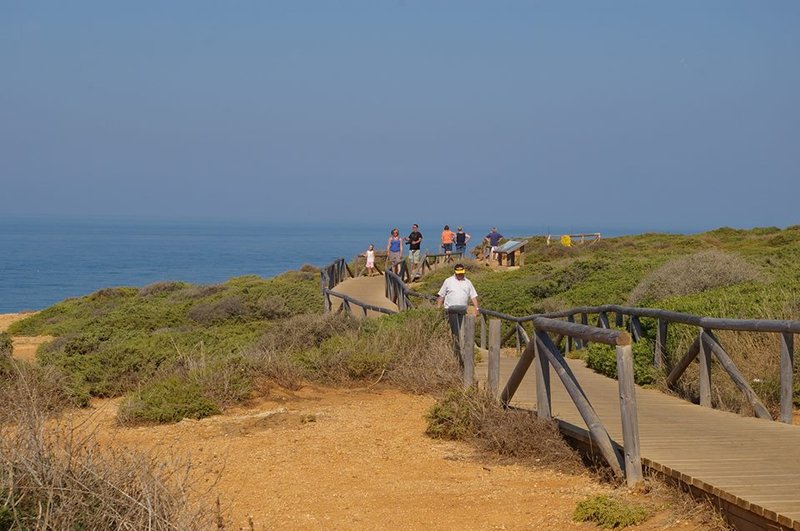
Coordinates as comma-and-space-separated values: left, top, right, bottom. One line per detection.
441, 225, 455, 259
484, 227, 504, 263
405, 224, 423, 279
386, 228, 403, 274
455, 226, 471, 256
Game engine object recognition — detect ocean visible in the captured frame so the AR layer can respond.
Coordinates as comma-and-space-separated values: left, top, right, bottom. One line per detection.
0, 218, 633, 313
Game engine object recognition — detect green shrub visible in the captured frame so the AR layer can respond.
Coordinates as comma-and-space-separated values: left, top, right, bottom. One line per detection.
573, 494, 651, 528
0, 332, 12, 358
585, 339, 658, 385
425, 388, 483, 440
118, 376, 220, 424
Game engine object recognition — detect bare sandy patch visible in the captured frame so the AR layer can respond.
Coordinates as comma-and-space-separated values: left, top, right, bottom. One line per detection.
60, 386, 720, 530
0, 312, 51, 362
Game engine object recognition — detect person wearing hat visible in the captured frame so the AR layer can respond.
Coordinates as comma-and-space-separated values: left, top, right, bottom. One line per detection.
454, 226, 471, 257
437, 263, 479, 362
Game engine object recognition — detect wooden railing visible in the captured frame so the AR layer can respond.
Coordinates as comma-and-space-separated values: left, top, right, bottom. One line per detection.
528, 305, 799, 424
384, 269, 436, 311
469, 309, 641, 486
319, 258, 354, 313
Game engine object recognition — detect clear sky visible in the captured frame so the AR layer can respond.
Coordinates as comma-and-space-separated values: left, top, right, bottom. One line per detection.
2, 1, 798, 232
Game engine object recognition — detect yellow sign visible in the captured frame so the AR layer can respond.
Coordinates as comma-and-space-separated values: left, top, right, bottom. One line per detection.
560, 234, 572, 247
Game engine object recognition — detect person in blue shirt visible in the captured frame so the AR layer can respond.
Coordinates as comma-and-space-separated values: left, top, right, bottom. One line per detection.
484, 227, 504, 263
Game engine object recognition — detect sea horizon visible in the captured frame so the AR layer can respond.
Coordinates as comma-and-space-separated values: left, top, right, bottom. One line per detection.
0, 216, 766, 313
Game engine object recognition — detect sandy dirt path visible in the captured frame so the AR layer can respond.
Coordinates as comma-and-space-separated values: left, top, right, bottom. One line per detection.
0, 312, 52, 362
3, 313, 718, 529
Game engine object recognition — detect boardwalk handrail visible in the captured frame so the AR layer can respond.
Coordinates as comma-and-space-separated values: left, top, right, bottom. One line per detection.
480, 303, 799, 424
323, 288, 397, 317
319, 258, 355, 312
537, 304, 797, 424
474, 311, 640, 485
384, 269, 436, 311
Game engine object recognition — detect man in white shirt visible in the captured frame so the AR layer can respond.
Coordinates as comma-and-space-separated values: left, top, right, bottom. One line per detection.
437, 264, 479, 364
437, 263, 479, 312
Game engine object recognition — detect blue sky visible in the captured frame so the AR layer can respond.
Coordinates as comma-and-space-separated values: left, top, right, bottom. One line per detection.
1, 1, 798, 232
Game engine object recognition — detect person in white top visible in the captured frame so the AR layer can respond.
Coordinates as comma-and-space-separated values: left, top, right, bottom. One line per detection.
436, 263, 479, 311
364, 244, 376, 277
437, 264, 479, 366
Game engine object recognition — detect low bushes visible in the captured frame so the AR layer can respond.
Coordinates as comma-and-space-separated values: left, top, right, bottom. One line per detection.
573, 494, 651, 528
584, 339, 659, 386
425, 387, 584, 473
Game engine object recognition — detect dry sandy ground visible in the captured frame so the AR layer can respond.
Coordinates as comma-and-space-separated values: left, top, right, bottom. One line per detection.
3, 313, 721, 530
0, 312, 52, 362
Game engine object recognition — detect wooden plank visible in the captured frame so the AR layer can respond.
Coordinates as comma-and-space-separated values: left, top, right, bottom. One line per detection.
488, 319, 501, 399
462, 314, 475, 388
616, 344, 642, 487
655, 318, 668, 370
780, 332, 794, 424
703, 330, 772, 420
535, 335, 551, 420
666, 335, 700, 388
535, 332, 624, 478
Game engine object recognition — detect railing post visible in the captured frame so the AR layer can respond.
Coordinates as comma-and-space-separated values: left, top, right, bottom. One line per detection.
699, 330, 712, 408
462, 314, 475, 388
580, 313, 589, 347
488, 319, 501, 398
480, 314, 487, 350
780, 332, 795, 424
655, 318, 668, 370
535, 331, 551, 420
616, 344, 643, 487
630, 315, 643, 343
598, 311, 609, 329
615, 311, 624, 328
568, 314, 578, 350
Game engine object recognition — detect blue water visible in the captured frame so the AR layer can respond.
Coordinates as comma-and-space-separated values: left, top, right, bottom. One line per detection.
0, 217, 635, 313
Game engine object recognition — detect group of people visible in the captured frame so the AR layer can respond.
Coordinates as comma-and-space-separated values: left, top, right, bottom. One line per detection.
362, 225, 505, 278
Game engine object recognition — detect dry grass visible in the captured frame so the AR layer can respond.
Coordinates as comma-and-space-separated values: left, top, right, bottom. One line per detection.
425, 388, 584, 474
628, 250, 761, 306
0, 364, 218, 530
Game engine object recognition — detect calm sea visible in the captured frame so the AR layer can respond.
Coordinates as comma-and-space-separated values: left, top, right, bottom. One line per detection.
0, 218, 633, 313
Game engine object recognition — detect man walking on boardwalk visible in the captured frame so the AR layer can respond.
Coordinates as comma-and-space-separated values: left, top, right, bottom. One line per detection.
437, 263, 479, 365
405, 223, 423, 280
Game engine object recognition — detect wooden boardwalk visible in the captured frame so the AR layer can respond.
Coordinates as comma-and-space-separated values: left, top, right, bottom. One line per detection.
323, 262, 800, 529
328, 276, 398, 317
477, 356, 800, 530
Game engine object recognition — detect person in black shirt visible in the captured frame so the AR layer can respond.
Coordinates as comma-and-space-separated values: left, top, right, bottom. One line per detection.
405, 224, 423, 279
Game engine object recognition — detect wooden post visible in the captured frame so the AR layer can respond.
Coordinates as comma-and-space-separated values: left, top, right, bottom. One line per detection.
462, 314, 475, 388
536, 332, 624, 478
780, 332, 794, 424
515, 324, 521, 355
535, 331, 551, 420
568, 315, 578, 350
655, 318, 668, 370
699, 330, 712, 408
581, 313, 589, 347
616, 344, 643, 487
598, 311, 609, 329
702, 330, 771, 420
500, 339, 536, 407
630, 316, 643, 343
665, 335, 701, 388
615, 311, 624, 328
488, 319, 501, 399
480, 314, 487, 350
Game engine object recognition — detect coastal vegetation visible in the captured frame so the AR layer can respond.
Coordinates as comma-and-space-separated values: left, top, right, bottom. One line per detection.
3, 225, 799, 527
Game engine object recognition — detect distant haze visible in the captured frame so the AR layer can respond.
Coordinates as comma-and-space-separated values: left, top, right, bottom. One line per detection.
1, 1, 798, 231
